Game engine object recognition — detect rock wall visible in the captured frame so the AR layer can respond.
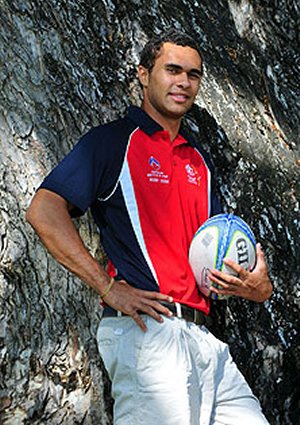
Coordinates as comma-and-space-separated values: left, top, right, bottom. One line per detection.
0, 0, 299, 424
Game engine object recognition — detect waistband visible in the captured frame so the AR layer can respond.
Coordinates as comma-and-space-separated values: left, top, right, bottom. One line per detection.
102, 301, 206, 326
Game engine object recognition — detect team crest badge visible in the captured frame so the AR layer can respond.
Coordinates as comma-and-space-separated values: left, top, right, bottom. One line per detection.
149, 156, 161, 170
147, 156, 169, 184
185, 164, 201, 186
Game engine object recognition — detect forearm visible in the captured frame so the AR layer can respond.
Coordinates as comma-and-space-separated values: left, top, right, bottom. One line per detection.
26, 190, 176, 331
26, 189, 110, 295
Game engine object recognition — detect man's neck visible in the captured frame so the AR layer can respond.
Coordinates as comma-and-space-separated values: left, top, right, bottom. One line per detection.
141, 102, 181, 142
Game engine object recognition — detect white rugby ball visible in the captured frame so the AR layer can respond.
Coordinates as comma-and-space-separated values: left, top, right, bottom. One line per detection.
189, 213, 257, 300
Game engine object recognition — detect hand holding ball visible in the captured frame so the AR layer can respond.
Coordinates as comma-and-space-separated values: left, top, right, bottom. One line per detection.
189, 214, 257, 300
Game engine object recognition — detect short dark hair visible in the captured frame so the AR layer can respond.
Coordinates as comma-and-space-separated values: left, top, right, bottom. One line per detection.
139, 29, 203, 74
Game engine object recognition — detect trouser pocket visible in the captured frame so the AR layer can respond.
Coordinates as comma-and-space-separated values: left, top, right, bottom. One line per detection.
96, 316, 147, 381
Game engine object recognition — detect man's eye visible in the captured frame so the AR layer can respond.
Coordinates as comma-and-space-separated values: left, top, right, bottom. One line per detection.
167, 68, 178, 74
189, 73, 201, 80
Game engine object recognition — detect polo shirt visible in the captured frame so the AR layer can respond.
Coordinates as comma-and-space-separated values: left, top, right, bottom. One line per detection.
40, 106, 222, 314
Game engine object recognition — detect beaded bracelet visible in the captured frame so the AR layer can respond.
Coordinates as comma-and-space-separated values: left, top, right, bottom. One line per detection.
101, 277, 115, 299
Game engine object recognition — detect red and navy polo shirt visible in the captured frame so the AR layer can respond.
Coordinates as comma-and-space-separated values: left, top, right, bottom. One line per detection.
40, 106, 222, 314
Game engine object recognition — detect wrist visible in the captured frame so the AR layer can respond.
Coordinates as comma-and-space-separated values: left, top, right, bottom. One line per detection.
100, 276, 115, 300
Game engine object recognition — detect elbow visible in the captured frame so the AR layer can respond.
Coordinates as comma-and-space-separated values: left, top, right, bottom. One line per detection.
25, 204, 34, 225
26, 202, 39, 230
25, 194, 47, 234
25, 189, 53, 230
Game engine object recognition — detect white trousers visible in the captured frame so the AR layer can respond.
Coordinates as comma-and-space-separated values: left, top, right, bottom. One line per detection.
97, 315, 269, 425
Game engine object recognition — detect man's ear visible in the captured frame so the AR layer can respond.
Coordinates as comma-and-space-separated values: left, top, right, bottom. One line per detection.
138, 65, 149, 88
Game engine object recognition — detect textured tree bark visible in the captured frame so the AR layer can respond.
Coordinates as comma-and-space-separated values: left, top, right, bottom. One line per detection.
0, 0, 299, 424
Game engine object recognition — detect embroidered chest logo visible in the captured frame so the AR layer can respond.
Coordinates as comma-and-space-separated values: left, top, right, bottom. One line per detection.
147, 156, 170, 184
149, 156, 161, 170
185, 164, 201, 186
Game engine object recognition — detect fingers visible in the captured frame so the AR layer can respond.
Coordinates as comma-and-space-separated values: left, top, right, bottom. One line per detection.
256, 242, 264, 257
131, 311, 148, 332
209, 244, 272, 302
209, 266, 246, 296
127, 299, 174, 332
209, 272, 236, 295
209, 267, 244, 286
129, 290, 174, 323
132, 298, 173, 323
154, 301, 174, 317
222, 258, 249, 279
255, 243, 268, 270
139, 289, 173, 303
146, 300, 174, 318
106, 283, 175, 331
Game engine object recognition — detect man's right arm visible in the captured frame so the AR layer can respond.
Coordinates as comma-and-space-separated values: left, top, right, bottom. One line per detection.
26, 189, 173, 331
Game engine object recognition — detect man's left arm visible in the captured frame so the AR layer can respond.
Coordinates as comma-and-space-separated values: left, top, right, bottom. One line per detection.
209, 243, 273, 302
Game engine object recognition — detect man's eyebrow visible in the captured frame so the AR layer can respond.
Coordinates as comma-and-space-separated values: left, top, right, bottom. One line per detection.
165, 63, 202, 76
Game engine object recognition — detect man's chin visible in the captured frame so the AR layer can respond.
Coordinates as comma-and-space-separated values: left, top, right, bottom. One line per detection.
166, 104, 193, 119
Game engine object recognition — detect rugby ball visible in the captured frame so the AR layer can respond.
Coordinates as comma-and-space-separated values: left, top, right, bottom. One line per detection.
189, 213, 256, 300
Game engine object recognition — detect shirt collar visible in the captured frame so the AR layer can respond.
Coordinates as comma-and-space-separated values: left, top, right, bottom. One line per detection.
127, 105, 189, 147
127, 105, 163, 135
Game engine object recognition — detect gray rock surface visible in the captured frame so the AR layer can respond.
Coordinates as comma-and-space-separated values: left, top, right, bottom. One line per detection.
0, 0, 299, 424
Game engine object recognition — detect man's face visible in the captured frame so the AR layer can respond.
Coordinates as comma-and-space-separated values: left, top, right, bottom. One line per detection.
138, 42, 202, 121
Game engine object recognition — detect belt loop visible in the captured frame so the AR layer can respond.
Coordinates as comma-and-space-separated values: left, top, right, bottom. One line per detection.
117, 311, 122, 317
175, 302, 182, 318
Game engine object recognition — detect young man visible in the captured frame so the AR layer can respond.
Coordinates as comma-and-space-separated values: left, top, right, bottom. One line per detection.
26, 30, 272, 424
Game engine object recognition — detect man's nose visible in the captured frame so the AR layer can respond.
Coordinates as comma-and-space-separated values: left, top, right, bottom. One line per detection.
177, 72, 191, 88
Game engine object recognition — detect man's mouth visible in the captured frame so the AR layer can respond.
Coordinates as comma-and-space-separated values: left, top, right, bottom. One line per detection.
169, 93, 190, 103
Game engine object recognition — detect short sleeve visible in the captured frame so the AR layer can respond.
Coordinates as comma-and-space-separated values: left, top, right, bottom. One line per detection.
39, 123, 126, 216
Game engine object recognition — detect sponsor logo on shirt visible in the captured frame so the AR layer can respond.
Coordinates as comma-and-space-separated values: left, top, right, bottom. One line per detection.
147, 156, 170, 184
185, 164, 201, 186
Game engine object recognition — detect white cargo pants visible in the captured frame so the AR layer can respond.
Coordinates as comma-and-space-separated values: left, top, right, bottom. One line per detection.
97, 315, 269, 425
